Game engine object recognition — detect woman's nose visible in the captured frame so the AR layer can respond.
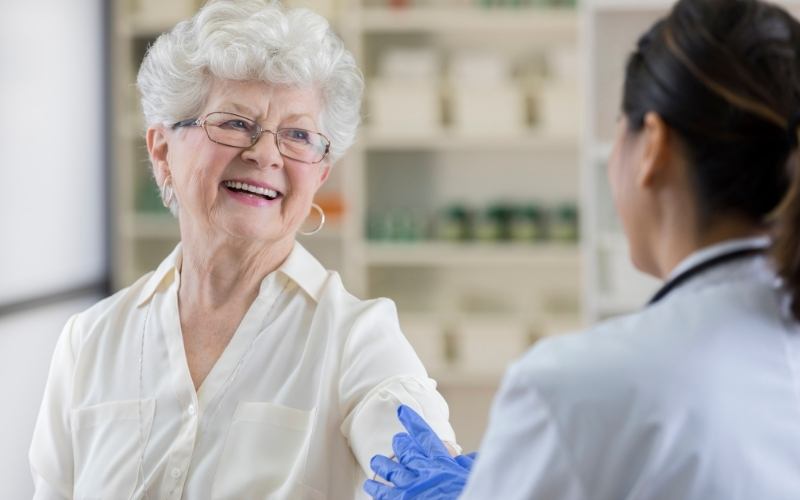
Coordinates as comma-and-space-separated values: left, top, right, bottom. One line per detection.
241, 130, 284, 169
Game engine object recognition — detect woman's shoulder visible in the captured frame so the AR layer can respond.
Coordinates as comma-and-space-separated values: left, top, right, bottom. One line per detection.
507, 274, 785, 409
66, 272, 156, 342
317, 272, 400, 329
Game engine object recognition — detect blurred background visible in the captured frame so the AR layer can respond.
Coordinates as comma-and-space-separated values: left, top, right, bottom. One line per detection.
2, 0, 748, 497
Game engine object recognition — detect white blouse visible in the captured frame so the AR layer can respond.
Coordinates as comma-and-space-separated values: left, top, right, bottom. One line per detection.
29, 243, 457, 500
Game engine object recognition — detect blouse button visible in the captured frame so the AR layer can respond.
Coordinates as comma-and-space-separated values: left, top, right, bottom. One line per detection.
188, 404, 196, 416
171, 468, 182, 479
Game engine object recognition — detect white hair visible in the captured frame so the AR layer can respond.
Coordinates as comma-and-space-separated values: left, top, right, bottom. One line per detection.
137, 0, 363, 165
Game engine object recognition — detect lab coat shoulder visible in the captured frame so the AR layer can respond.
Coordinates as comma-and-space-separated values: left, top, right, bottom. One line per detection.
518, 272, 784, 406
463, 306, 700, 500
472, 268, 794, 500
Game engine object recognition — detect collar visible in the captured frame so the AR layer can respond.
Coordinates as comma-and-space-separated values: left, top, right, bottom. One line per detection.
136, 243, 183, 307
136, 240, 328, 307
275, 241, 328, 302
647, 235, 771, 306
665, 235, 771, 282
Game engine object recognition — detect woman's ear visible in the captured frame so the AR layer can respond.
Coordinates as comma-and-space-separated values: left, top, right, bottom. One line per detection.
637, 112, 672, 189
146, 126, 170, 185
317, 163, 332, 188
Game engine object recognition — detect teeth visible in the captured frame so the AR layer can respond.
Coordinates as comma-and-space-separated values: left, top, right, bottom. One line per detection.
224, 181, 279, 198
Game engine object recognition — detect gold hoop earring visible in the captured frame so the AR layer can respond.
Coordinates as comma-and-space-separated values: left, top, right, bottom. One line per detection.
160, 177, 175, 209
299, 203, 325, 236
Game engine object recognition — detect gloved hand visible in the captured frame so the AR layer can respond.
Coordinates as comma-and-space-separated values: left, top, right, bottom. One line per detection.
363, 405, 477, 500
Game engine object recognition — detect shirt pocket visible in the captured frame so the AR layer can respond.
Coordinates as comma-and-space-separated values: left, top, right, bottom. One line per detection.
211, 401, 318, 499
71, 399, 155, 500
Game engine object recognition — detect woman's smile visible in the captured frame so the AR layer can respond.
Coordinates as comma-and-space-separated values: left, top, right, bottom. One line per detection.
221, 179, 284, 208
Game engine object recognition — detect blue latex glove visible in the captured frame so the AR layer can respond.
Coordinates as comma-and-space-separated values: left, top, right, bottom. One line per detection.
363, 405, 477, 500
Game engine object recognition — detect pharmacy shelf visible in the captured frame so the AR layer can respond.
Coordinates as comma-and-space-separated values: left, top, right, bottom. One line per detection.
365, 242, 579, 267
363, 130, 579, 153
356, 6, 577, 38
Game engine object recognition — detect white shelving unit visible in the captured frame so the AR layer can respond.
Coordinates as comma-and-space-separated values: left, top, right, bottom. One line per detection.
340, 3, 583, 449
365, 242, 579, 267
581, 0, 671, 323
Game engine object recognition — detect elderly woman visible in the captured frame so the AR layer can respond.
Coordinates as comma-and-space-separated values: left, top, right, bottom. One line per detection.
28, 1, 458, 498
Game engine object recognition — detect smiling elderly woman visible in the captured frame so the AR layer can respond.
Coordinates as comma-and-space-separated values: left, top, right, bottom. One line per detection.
28, 1, 458, 499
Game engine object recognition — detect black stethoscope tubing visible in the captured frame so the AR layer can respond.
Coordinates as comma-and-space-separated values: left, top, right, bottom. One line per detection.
647, 247, 767, 306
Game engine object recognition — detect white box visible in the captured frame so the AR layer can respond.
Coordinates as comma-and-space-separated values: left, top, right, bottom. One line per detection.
536, 80, 580, 138
545, 46, 579, 82
368, 79, 442, 137
380, 48, 440, 80
449, 52, 512, 84
449, 82, 526, 137
454, 317, 530, 376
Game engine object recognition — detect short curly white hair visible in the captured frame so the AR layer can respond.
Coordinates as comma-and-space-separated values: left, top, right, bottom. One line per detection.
137, 0, 363, 164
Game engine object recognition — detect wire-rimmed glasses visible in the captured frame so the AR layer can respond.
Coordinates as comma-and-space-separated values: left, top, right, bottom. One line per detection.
172, 111, 331, 164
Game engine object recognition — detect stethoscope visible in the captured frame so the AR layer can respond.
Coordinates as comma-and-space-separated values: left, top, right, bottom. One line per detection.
647, 246, 768, 306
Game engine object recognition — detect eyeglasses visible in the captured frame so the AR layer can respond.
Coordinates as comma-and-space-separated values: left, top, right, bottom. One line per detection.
172, 111, 331, 164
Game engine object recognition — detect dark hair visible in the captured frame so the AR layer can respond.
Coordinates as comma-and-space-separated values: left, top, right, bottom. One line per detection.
622, 0, 800, 320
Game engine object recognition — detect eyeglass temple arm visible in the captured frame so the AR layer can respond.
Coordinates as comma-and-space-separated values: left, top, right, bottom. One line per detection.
172, 118, 201, 129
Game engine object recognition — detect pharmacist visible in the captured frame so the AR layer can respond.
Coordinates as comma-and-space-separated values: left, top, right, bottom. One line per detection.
365, 0, 800, 498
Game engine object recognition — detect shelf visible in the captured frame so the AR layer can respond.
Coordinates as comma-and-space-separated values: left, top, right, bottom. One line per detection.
363, 130, 579, 153
365, 241, 579, 267
355, 6, 577, 38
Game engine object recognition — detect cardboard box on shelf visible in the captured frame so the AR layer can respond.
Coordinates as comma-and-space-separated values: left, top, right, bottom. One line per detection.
449, 82, 527, 138
535, 80, 580, 138
368, 78, 442, 137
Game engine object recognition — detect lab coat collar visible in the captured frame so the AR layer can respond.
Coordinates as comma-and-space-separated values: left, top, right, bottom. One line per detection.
136, 240, 328, 307
666, 235, 771, 283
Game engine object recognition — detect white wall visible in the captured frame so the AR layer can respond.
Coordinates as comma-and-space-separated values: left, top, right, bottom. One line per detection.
0, 0, 105, 304
0, 296, 100, 499
0, 0, 104, 496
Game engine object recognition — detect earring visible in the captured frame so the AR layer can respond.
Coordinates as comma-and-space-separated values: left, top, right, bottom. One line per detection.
160, 177, 175, 209
299, 203, 326, 236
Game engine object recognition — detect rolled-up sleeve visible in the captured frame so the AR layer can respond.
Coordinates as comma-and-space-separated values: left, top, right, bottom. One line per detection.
29, 314, 79, 499
338, 298, 458, 477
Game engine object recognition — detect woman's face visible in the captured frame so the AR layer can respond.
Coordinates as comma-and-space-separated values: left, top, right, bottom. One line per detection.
608, 116, 656, 275
152, 79, 331, 246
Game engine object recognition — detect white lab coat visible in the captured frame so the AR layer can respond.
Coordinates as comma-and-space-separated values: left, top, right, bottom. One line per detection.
461, 237, 800, 500
29, 242, 457, 500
